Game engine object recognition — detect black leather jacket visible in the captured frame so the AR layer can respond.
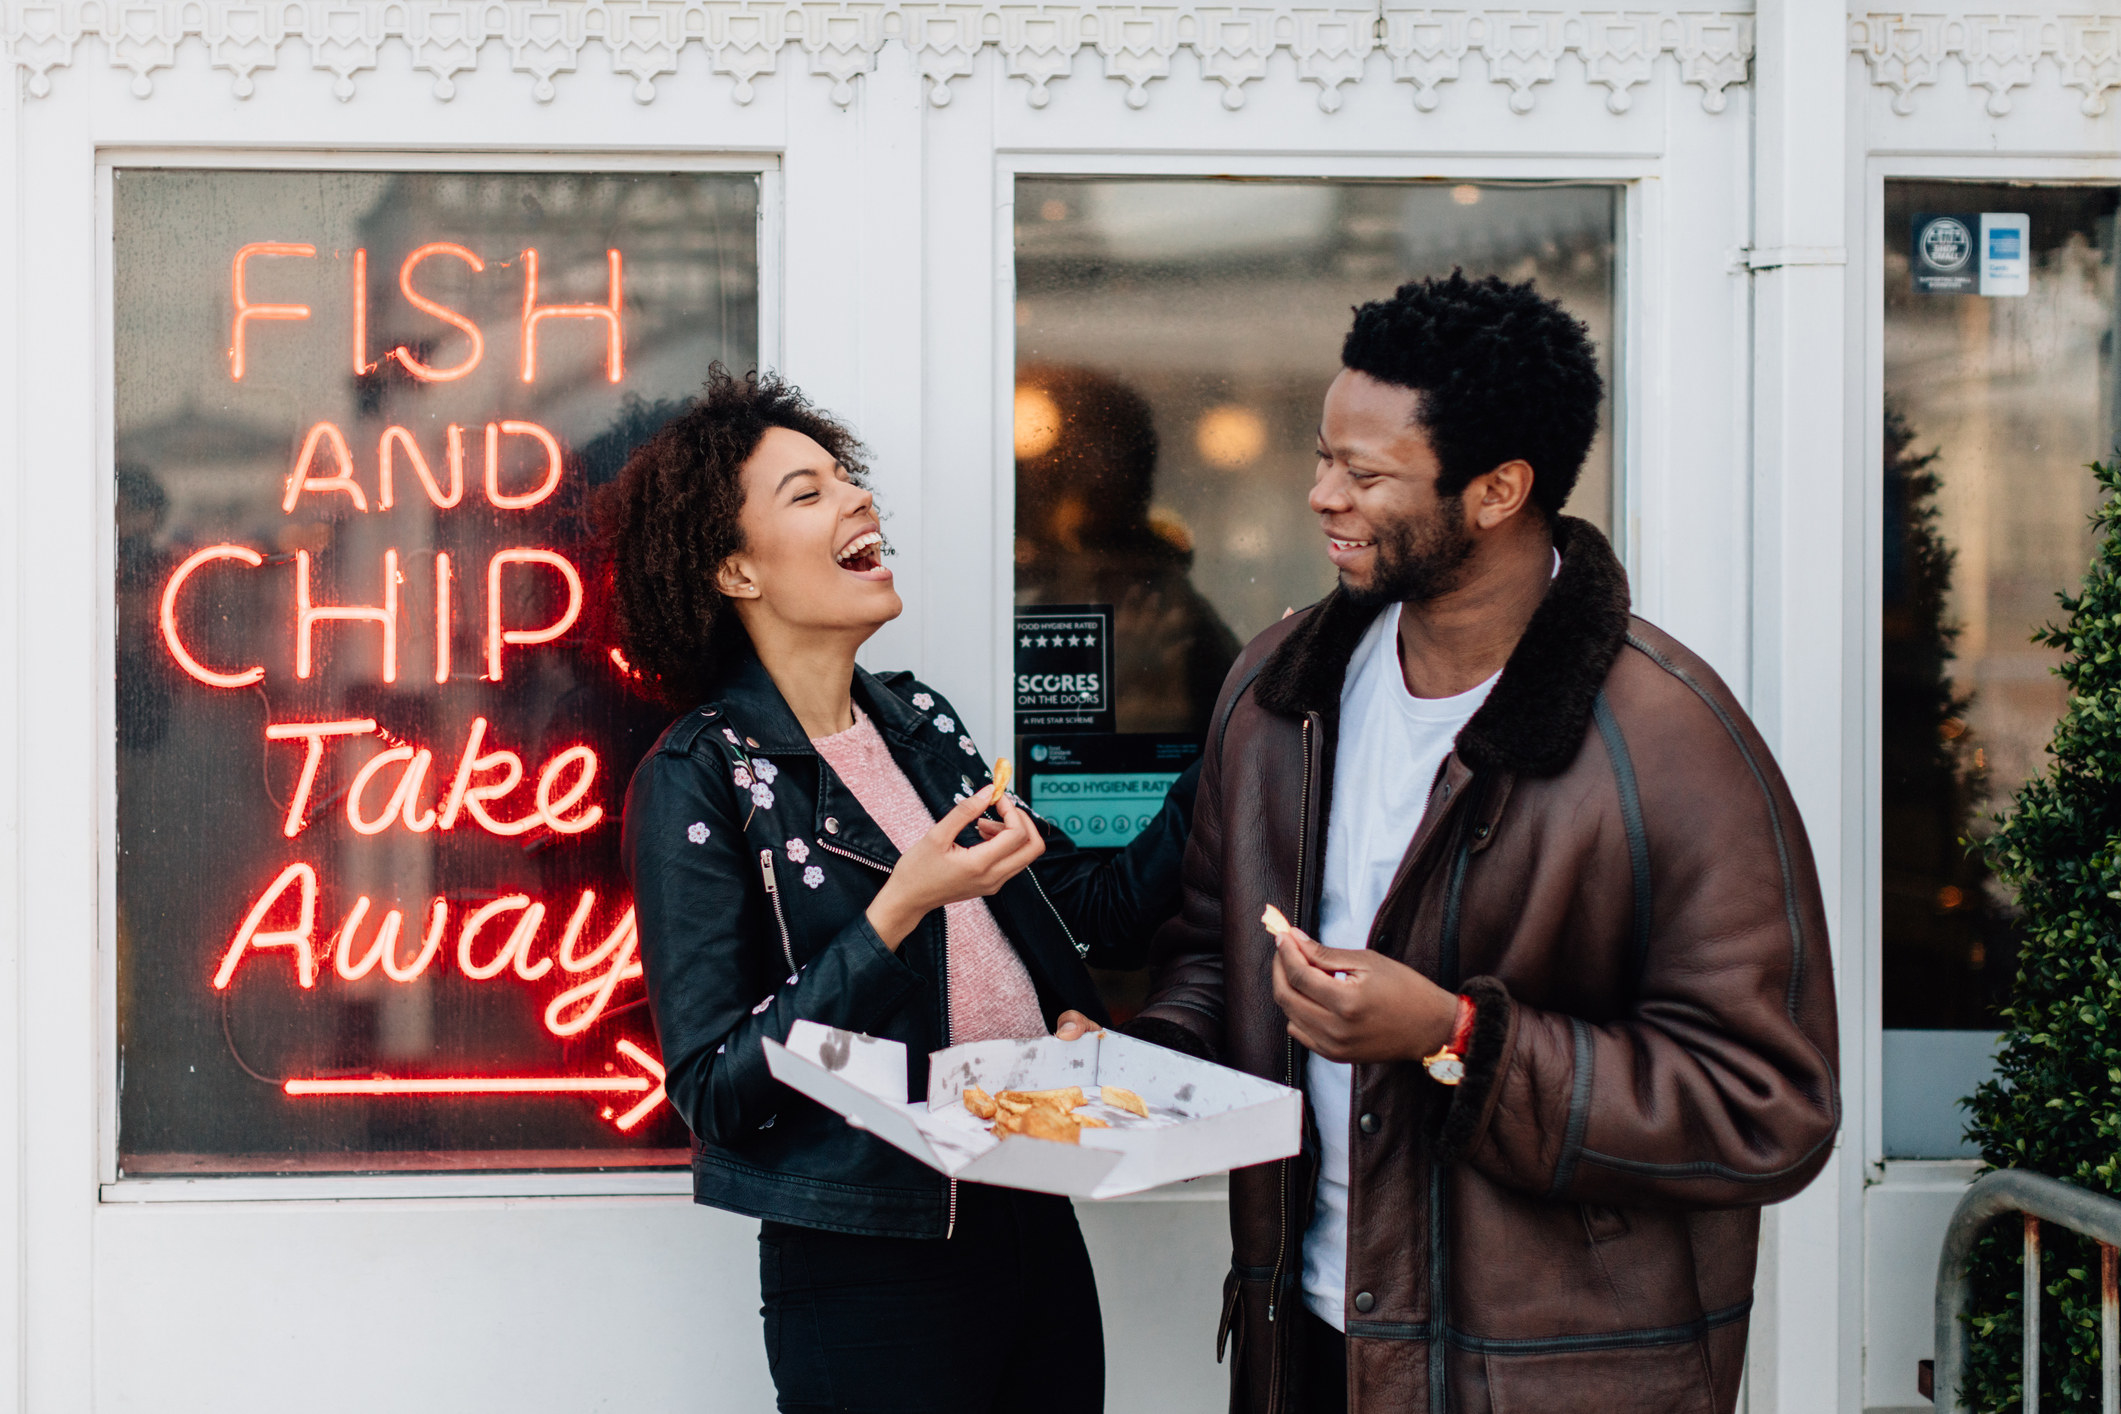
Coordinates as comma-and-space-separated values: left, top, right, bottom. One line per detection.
623, 649, 1196, 1238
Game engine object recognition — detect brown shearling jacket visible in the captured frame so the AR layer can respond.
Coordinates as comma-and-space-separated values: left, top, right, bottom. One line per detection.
1132, 518, 1840, 1414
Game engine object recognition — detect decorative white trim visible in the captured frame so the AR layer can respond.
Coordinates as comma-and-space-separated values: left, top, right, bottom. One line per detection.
1851, 11, 2121, 117
3, 2, 1754, 114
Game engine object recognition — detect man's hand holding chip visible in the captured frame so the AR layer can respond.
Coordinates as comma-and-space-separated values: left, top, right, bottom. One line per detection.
1269, 922, 1458, 1065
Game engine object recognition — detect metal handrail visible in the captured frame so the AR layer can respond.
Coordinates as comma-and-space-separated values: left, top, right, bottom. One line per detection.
1933, 1169, 2121, 1413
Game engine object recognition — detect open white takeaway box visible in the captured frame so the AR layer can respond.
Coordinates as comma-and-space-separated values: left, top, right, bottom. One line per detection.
763, 1020, 1302, 1199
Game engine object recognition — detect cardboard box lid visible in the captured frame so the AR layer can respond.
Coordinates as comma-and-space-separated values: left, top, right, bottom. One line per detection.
763, 1020, 1300, 1199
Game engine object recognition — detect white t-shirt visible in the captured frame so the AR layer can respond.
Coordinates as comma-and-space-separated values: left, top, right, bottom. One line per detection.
1300, 602, 1499, 1330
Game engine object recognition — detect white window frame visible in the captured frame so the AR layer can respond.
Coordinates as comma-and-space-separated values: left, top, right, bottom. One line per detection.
1859, 153, 2121, 1176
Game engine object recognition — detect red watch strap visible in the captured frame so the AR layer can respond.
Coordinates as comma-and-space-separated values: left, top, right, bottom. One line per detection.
1448, 994, 1477, 1056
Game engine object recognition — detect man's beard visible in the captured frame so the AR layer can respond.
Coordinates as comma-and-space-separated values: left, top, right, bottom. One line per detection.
1340, 495, 1474, 610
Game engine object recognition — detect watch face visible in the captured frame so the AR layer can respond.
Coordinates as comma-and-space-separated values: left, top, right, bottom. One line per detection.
1428, 1055, 1466, 1086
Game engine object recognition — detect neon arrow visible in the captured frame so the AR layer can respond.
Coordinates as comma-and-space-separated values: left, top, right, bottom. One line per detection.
609, 1040, 666, 1131
283, 1039, 668, 1130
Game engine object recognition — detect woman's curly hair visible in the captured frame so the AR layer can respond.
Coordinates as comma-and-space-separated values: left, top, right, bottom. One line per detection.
596, 365, 869, 709
1341, 271, 1603, 520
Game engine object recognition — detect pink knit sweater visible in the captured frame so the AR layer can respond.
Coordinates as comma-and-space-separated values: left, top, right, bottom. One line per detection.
811, 710, 1048, 1044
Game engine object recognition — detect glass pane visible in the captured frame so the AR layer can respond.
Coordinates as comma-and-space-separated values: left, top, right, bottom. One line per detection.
1880, 181, 2119, 1154
1013, 178, 1618, 1017
115, 168, 759, 1173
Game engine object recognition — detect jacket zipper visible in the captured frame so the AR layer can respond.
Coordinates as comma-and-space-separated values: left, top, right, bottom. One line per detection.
1428, 1160, 1448, 1411
1428, 826, 1475, 1414
1028, 867, 1085, 958
805, 835, 959, 1239
758, 850, 798, 982
817, 839, 893, 873
1265, 712, 1317, 1414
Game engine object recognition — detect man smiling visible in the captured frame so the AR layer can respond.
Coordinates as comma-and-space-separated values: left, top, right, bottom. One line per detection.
1130, 274, 1840, 1413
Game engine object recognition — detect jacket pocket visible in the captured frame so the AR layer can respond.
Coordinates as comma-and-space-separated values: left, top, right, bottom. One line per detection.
1217, 1264, 1246, 1364
1485, 1342, 1716, 1414
1581, 1203, 1631, 1244
1219, 1265, 1285, 1414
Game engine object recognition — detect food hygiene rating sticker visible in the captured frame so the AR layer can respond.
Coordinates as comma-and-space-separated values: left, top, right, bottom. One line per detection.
1913, 212, 2030, 296
1015, 604, 1115, 735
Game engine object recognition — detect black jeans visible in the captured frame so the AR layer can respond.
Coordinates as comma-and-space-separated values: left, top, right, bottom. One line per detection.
759, 1183, 1104, 1413
1301, 1309, 1347, 1412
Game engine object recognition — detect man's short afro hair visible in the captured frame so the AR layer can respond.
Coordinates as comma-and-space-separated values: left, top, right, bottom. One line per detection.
1341, 271, 1603, 520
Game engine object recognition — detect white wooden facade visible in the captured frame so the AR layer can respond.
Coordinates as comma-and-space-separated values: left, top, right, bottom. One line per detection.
0, 4, 2116, 1410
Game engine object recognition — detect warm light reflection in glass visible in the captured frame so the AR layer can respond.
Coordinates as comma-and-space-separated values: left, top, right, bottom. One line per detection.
1015, 384, 1062, 459
1194, 405, 1268, 469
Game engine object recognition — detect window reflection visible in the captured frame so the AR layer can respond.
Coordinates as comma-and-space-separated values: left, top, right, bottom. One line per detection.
1014, 178, 1618, 689
1014, 364, 1242, 735
1880, 181, 2121, 1155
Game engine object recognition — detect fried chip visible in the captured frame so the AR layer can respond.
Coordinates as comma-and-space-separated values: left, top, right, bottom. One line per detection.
997, 1086, 1084, 1112
991, 758, 1012, 800
994, 1099, 1064, 1129
1011, 1105, 1081, 1144
992, 1104, 1079, 1144
1260, 904, 1294, 937
1100, 1085, 1149, 1119
974, 1082, 1104, 1145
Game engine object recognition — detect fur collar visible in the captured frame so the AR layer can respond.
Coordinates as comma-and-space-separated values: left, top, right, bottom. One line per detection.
1253, 516, 1632, 778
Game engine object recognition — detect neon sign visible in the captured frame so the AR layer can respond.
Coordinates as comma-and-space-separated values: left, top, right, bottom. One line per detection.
115, 169, 757, 1173
229, 239, 624, 386
179, 233, 659, 1134
284, 1040, 668, 1133
211, 867, 640, 1042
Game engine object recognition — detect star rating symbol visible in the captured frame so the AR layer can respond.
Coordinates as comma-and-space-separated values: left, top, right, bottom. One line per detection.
1067, 635, 1081, 646
1036, 635, 1050, 647
1020, 636, 1032, 647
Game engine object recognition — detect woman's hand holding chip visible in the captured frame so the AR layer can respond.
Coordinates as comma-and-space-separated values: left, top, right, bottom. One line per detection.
864, 783, 1045, 951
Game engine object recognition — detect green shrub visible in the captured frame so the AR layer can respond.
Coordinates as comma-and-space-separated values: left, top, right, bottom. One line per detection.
1963, 457, 2121, 1412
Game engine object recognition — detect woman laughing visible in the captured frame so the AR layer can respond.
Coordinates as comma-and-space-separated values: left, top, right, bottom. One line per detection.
602, 367, 1193, 1414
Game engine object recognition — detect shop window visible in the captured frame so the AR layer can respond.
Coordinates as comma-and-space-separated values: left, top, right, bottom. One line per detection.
1012, 178, 1617, 1017
114, 168, 758, 1174
1880, 181, 2120, 1156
